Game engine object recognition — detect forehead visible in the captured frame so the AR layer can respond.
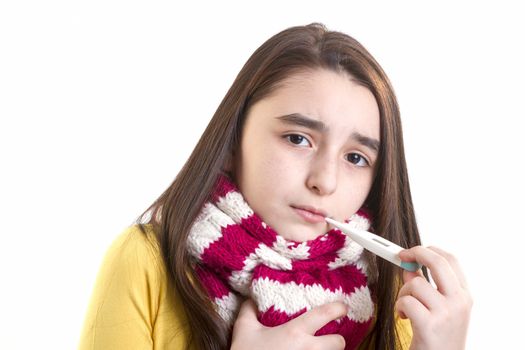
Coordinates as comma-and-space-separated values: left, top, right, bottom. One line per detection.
275, 68, 361, 94
251, 68, 380, 137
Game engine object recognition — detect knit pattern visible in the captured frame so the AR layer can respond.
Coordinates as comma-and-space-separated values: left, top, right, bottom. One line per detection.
187, 174, 375, 349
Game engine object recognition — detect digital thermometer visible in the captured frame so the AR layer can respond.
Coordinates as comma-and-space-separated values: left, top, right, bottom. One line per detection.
325, 217, 421, 272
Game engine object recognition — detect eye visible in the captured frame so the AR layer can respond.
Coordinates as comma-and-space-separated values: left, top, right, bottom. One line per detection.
285, 134, 311, 147
346, 153, 369, 167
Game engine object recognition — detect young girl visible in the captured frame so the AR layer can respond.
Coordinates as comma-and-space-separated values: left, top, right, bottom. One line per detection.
79, 23, 472, 350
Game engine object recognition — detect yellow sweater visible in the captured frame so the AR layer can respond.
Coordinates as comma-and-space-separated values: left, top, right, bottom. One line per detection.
79, 225, 412, 349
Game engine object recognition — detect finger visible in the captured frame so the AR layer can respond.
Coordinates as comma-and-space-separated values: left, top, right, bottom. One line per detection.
427, 246, 469, 290
402, 268, 438, 298
398, 274, 445, 311
236, 298, 259, 323
292, 302, 348, 335
395, 294, 429, 326
314, 334, 346, 350
399, 246, 460, 296
402, 268, 424, 284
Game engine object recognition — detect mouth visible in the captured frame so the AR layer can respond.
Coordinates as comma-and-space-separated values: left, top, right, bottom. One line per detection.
291, 205, 328, 224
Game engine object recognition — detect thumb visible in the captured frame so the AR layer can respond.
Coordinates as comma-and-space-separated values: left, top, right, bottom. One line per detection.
236, 298, 260, 323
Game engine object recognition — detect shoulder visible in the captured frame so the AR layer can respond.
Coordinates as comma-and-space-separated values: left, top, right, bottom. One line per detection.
79, 224, 192, 349
107, 224, 161, 259
91, 224, 167, 295
83, 224, 166, 319
94, 223, 172, 313
103, 224, 164, 276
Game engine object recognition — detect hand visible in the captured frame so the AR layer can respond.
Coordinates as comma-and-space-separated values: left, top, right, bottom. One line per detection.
396, 246, 473, 350
231, 298, 347, 350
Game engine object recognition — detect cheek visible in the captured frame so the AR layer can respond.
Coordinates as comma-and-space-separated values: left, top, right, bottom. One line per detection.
336, 175, 374, 217
245, 141, 298, 178
239, 144, 301, 207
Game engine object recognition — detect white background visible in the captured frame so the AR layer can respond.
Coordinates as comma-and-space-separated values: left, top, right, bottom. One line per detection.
1, 1, 524, 349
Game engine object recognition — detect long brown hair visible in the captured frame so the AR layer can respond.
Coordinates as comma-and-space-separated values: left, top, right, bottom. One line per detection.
135, 22, 422, 350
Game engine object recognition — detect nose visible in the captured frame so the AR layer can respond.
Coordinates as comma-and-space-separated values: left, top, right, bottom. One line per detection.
305, 150, 338, 196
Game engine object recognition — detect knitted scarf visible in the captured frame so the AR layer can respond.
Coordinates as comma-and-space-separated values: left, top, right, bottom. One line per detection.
187, 174, 375, 349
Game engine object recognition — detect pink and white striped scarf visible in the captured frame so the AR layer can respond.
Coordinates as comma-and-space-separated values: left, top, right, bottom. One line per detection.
187, 174, 375, 349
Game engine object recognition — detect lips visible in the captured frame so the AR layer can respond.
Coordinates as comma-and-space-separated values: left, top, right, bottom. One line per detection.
291, 205, 328, 224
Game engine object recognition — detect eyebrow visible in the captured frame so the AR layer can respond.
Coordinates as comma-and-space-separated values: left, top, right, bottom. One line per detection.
276, 113, 380, 154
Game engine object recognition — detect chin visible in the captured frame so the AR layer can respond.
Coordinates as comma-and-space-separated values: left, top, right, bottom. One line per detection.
293, 230, 325, 242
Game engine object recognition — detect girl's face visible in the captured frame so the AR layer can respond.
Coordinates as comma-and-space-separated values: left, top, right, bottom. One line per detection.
233, 68, 380, 242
